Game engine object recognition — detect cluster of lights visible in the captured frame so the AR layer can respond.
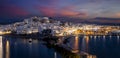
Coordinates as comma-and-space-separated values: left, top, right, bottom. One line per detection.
0, 31, 11, 35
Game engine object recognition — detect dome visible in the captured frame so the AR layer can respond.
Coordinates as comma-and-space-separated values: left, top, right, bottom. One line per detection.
43, 17, 49, 20
42, 17, 50, 23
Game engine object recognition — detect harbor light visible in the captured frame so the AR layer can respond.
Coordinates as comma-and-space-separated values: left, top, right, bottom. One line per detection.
0, 31, 3, 34
0, 31, 11, 35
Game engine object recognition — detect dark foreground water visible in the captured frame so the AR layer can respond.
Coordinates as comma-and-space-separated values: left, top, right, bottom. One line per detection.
0, 35, 120, 58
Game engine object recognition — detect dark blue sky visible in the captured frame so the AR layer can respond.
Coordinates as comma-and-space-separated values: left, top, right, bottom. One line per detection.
0, 0, 120, 24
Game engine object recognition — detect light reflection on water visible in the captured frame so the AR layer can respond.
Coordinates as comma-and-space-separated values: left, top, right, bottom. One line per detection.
5, 40, 10, 58
0, 35, 120, 58
0, 36, 3, 58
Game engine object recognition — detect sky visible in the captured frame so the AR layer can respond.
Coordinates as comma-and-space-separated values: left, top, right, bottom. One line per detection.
0, 0, 120, 24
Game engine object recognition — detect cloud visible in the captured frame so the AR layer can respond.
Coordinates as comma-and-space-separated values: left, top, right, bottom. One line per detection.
36, 6, 56, 17
115, 13, 120, 18
0, 5, 29, 17
36, 5, 88, 18
60, 10, 78, 16
91, 19, 120, 24
59, 10, 87, 18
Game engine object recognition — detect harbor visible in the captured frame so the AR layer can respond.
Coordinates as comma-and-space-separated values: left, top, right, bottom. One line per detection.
0, 35, 120, 58
0, 16, 119, 58
1, 0, 120, 58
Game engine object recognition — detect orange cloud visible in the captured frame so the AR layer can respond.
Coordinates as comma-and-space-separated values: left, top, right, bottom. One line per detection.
60, 10, 78, 16
36, 6, 88, 18
37, 6, 56, 17
59, 9, 88, 18
115, 13, 120, 17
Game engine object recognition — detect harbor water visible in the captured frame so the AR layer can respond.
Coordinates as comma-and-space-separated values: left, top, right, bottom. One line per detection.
0, 35, 120, 58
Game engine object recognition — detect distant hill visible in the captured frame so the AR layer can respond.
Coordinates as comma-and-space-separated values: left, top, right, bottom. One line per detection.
0, 16, 120, 25
95, 17, 120, 20
0, 17, 23, 25
53, 17, 120, 25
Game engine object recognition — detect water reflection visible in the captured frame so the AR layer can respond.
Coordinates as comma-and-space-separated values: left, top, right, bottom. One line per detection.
90, 36, 93, 38
117, 36, 120, 44
71, 35, 79, 53
54, 52, 57, 58
0, 36, 3, 58
1, 35, 120, 58
94, 36, 97, 39
81, 36, 88, 52
117, 36, 119, 39
103, 35, 106, 39
5, 40, 10, 58
109, 35, 112, 39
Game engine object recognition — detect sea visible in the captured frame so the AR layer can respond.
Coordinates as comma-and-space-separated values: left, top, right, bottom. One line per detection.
0, 35, 120, 58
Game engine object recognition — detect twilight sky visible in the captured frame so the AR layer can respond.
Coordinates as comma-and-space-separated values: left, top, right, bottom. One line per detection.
1, 0, 120, 18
